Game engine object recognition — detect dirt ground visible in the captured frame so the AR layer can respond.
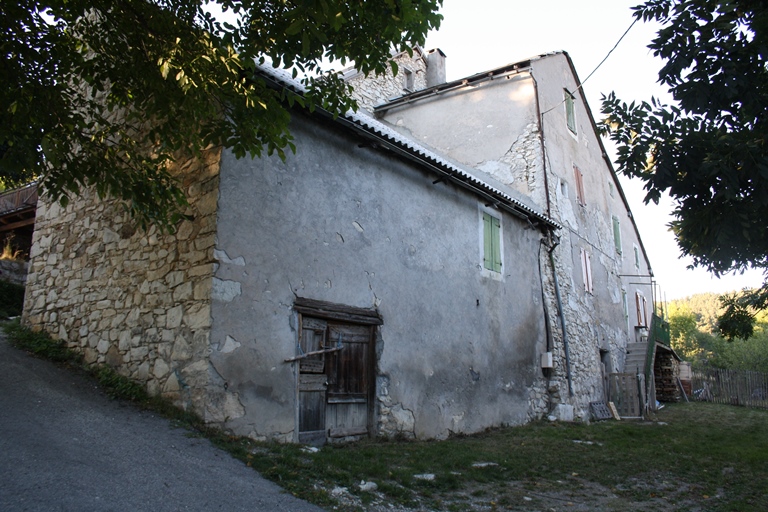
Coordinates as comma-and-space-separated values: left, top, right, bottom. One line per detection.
322, 473, 709, 511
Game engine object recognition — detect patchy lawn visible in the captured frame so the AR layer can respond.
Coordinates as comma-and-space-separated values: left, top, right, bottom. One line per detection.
226, 403, 768, 511
5, 323, 767, 511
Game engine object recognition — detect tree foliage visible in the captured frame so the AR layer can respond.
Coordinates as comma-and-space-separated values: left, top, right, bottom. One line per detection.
0, 1, 443, 227
601, 0, 768, 338
718, 286, 768, 339
669, 293, 768, 372
602, 0, 768, 277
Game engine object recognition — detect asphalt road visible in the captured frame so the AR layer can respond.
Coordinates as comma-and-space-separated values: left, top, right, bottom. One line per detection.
0, 333, 325, 512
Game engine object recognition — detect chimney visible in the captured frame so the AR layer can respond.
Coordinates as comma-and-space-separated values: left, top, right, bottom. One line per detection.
425, 48, 446, 88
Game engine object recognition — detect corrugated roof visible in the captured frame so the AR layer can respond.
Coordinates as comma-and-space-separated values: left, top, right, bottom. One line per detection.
256, 64, 561, 231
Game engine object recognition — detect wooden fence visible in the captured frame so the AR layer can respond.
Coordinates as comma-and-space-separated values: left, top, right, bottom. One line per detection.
691, 368, 768, 409
608, 373, 645, 418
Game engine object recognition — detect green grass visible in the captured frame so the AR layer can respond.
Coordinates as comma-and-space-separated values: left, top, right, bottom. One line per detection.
222, 404, 768, 511
4, 322, 768, 511
210, 403, 768, 511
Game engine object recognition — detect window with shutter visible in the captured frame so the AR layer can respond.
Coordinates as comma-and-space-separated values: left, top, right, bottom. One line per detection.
612, 215, 622, 255
633, 244, 640, 270
580, 247, 593, 294
635, 291, 647, 327
573, 165, 586, 206
565, 89, 577, 134
482, 212, 502, 273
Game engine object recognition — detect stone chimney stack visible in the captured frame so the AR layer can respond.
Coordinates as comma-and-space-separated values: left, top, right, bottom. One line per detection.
425, 48, 447, 88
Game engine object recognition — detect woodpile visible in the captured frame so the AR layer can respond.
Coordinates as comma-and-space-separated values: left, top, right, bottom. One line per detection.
654, 350, 680, 402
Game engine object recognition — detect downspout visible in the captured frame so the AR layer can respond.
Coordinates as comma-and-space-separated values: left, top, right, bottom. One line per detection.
548, 234, 574, 397
533, 73, 572, 396
531, 75, 552, 217
538, 240, 553, 357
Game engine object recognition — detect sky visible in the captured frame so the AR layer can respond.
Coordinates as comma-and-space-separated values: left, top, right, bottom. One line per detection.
423, 0, 765, 300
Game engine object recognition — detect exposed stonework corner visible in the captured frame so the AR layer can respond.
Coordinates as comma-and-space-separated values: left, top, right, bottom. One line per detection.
379, 401, 416, 439
22, 146, 222, 419
377, 374, 416, 438
347, 49, 429, 112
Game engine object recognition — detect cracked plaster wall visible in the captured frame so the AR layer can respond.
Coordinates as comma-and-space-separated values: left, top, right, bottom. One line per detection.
529, 54, 656, 419
210, 111, 550, 441
372, 53, 656, 420
22, 148, 242, 422
379, 73, 548, 210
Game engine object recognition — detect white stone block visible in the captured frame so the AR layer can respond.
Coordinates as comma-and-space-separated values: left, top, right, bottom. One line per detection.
553, 404, 574, 422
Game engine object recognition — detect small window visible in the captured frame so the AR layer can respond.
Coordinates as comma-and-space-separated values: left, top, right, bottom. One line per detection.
608, 181, 615, 198
560, 179, 568, 198
573, 165, 586, 206
633, 244, 640, 270
483, 212, 502, 273
403, 68, 414, 92
580, 247, 593, 294
565, 89, 577, 134
612, 215, 622, 255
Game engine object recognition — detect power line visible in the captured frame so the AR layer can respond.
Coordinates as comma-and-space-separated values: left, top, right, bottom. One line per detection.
541, 17, 639, 115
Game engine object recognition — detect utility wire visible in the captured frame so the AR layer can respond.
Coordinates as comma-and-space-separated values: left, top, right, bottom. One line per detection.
541, 17, 639, 115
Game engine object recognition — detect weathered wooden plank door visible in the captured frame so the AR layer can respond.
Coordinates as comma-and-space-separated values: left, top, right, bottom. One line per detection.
325, 322, 374, 439
298, 318, 328, 444
297, 317, 374, 443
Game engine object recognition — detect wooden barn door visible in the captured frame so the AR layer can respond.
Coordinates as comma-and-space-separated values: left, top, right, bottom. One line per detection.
297, 316, 374, 444
298, 318, 328, 445
325, 322, 374, 439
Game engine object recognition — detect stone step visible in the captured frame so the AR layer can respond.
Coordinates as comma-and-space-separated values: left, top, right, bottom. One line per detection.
625, 342, 648, 373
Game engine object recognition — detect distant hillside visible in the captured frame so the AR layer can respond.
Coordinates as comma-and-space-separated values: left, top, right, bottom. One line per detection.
666, 291, 768, 372
667, 292, 727, 334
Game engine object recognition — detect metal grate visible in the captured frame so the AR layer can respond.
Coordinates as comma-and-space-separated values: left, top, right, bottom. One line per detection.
590, 401, 612, 421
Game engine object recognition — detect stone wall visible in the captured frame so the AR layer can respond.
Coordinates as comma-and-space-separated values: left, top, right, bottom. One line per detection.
22, 148, 232, 420
347, 50, 428, 112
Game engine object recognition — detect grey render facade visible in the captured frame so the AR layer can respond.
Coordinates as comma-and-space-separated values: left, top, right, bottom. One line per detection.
23, 51, 655, 443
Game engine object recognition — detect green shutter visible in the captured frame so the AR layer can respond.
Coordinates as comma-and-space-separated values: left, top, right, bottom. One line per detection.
612, 215, 622, 255
483, 213, 501, 273
483, 213, 492, 270
491, 216, 501, 272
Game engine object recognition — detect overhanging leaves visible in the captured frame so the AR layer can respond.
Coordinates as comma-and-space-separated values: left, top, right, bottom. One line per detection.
0, 0, 444, 229
601, 0, 768, 276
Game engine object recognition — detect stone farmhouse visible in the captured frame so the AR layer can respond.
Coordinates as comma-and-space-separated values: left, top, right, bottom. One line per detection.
22, 48, 663, 443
